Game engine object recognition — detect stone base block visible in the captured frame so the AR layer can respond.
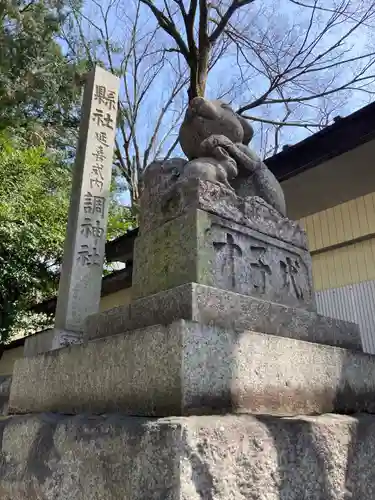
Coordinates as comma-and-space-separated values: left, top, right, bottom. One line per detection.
24, 328, 83, 357
132, 206, 315, 311
0, 375, 11, 415
140, 178, 308, 249
85, 283, 361, 351
9, 320, 375, 416
1, 412, 375, 499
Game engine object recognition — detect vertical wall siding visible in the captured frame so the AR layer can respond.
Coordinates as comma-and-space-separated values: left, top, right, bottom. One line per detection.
311, 238, 375, 291
300, 192, 375, 352
300, 191, 375, 253
316, 280, 375, 354
299, 192, 375, 291
99, 287, 132, 312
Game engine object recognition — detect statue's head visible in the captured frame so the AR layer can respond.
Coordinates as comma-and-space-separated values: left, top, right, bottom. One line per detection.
178, 97, 254, 160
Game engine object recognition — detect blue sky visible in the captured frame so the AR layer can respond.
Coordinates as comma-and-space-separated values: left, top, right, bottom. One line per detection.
70, 0, 374, 205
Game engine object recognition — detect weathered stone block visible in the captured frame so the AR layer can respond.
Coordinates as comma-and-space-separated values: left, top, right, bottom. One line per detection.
85, 283, 361, 351
1, 412, 375, 499
9, 320, 375, 417
140, 178, 307, 250
24, 328, 83, 357
133, 208, 315, 311
0, 375, 11, 415
54, 67, 120, 334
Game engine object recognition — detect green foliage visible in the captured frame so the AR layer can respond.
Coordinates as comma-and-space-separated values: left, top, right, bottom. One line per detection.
0, 132, 134, 342
8, 311, 54, 339
0, 132, 69, 340
107, 204, 135, 241
0, 1, 134, 341
0, 0, 86, 149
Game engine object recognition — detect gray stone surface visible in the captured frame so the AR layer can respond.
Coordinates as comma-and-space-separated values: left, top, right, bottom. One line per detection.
140, 178, 307, 249
84, 283, 361, 351
54, 66, 120, 334
9, 320, 373, 416
2, 412, 375, 499
24, 329, 83, 358
177, 97, 286, 215
0, 375, 11, 415
133, 208, 315, 311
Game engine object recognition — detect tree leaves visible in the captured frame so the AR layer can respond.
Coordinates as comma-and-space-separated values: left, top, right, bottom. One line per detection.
0, 0, 134, 341
0, 132, 134, 341
0, 0, 85, 143
0, 134, 69, 340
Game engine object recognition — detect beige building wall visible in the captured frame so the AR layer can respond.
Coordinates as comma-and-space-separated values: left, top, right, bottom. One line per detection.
0, 346, 24, 376
282, 139, 375, 221
283, 143, 375, 353
299, 192, 375, 291
0, 288, 133, 376
99, 287, 132, 311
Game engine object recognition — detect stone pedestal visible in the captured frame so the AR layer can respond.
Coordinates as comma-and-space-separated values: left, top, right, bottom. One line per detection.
9, 319, 374, 417
84, 283, 360, 350
23, 328, 83, 358
7, 178, 373, 499
133, 208, 315, 310
133, 179, 315, 313
0, 415, 375, 500
10, 179, 364, 418
1, 412, 375, 500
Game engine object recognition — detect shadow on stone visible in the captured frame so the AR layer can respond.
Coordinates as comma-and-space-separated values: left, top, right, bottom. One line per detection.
343, 414, 375, 499
333, 348, 375, 415
26, 413, 62, 483
257, 415, 333, 500
182, 427, 215, 500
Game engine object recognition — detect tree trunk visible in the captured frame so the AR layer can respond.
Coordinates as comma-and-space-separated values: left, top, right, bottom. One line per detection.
187, 44, 210, 101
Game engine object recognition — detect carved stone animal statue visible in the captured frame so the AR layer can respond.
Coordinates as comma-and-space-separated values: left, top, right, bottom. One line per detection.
143, 97, 286, 216
179, 97, 286, 216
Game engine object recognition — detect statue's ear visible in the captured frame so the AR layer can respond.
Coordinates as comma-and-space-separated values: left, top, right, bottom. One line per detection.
237, 114, 254, 145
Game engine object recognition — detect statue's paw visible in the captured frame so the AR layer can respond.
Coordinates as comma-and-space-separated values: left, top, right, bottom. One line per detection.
234, 143, 261, 163
200, 134, 234, 154
179, 158, 235, 192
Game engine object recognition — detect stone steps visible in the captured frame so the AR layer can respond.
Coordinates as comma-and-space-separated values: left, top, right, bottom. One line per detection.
85, 283, 362, 351
8, 320, 375, 417
0, 411, 374, 499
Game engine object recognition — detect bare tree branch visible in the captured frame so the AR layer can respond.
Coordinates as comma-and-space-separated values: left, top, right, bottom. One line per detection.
163, 135, 180, 160
209, 0, 256, 44
242, 115, 323, 128
143, 75, 187, 168
139, 0, 190, 59
288, 0, 374, 25
234, 0, 375, 116
65, 0, 375, 193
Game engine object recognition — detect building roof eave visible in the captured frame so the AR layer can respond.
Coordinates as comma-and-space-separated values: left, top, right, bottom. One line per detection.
265, 100, 375, 181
